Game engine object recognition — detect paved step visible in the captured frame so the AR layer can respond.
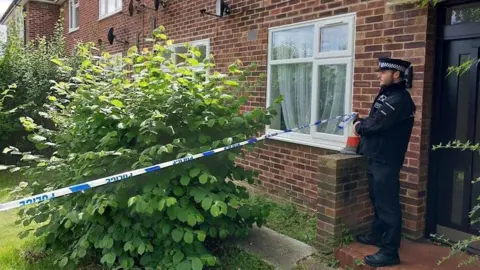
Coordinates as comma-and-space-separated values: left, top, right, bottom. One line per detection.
231, 225, 317, 270
336, 240, 480, 270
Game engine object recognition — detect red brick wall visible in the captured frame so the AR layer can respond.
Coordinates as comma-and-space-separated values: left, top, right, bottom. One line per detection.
61, 0, 434, 238
25, 1, 60, 43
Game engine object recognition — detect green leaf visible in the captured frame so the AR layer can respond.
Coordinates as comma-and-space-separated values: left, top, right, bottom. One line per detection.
205, 255, 216, 266
157, 146, 168, 155
192, 257, 204, 270
198, 134, 208, 144
173, 186, 184, 196
78, 248, 87, 258
64, 220, 72, 229
51, 58, 64, 66
48, 96, 57, 102
223, 137, 233, 145
103, 236, 114, 249
199, 174, 209, 184
187, 58, 199, 66
228, 153, 236, 161
34, 213, 48, 223
158, 199, 166, 211
201, 197, 212, 211
110, 99, 124, 108
183, 231, 194, 244
177, 208, 189, 222
138, 243, 146, 255
187, 214, 197, 227
135, 199, 148, 213
124, 241, 133, 252
120, 255, 133, 268
59, 257, 68, 267
173, 250, 184, 264
162, 223, 172, 235
177, 260, 192, 270
28, 134, 47, 143
210, 205, 220, 217
189, 168, 201, 178
101, 252, 116, 265
219, 229, 228, 239
128, 196, 138, 207
238, 207, 251, 219
166, 197, 177, 207
196, 231, 206, 242
224, 80, 239, 87
172, 228, 184, 242
192, 189, 207, 203
180, 175, 190, 186
207, 119, 215, 127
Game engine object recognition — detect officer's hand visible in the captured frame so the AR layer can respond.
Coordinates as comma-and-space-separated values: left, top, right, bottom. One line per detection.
353, 121, 361, 136
353, 117, 364, 124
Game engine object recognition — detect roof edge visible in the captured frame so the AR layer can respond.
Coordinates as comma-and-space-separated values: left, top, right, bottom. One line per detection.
0, 0, 22, 25
1, 0, 63, 25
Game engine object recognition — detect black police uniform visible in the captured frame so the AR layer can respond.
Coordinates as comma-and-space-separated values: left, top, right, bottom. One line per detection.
354, 58, 416, 266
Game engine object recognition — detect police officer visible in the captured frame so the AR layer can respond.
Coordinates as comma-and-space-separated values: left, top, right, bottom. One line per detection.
353, 58, 415, 267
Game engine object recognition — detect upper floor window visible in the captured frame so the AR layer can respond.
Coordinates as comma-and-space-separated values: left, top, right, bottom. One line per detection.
69, 0, 79, 31
99, 0, 122, 19
266, 13, 355, 150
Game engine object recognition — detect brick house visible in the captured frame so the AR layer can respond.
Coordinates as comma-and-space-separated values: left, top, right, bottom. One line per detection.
2, 0, 480, 255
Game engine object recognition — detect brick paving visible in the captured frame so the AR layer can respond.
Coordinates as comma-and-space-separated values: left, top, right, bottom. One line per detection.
337, 240, 480, 270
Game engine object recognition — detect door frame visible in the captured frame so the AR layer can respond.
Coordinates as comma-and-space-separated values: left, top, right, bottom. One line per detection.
426, 0, 480, 237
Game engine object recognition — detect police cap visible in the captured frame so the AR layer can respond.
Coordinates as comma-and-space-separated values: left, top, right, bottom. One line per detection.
375, 57, 411, 73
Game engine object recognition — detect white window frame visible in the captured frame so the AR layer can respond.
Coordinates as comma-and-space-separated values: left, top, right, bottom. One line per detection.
110, 52, 122, 65
69, 0, 79, 32
266, 13, 356, 151
99, 0, 122, 20
168, 38, 211, 73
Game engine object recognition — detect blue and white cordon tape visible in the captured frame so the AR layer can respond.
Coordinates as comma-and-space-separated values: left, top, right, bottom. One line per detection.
0, 113, 357, 212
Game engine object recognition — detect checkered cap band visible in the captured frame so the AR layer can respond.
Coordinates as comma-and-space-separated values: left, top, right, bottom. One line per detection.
379, 62, 407, 72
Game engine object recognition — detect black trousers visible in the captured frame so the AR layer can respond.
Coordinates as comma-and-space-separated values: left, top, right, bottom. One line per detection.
368, 158, 402, 255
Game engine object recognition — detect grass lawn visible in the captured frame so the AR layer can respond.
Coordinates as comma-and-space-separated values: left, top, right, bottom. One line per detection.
0, 172, 57, 269
246, 196, 317, 246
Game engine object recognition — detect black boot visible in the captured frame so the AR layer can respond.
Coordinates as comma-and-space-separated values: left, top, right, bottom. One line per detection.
364, 251, 400, 267
356, 232, 382, 247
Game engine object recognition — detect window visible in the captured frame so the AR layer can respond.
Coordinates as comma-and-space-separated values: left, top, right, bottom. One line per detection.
69, 0, 79, 31
99, 0, 122, 19
447, 3, 480, 25
110, 52, 122, 67
166, 39, 210, 74
266, 13, 355, 150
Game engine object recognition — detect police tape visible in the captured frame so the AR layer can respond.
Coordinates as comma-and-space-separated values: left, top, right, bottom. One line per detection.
0, 113, 357, 212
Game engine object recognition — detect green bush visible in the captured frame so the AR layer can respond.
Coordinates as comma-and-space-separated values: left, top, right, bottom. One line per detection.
10, 26, 276, 269
0, 12, 80, 164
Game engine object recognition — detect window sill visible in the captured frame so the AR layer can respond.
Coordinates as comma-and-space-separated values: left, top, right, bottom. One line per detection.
98, 10, 122, 21
69, 27, 79, 33
265, 129, 345, 152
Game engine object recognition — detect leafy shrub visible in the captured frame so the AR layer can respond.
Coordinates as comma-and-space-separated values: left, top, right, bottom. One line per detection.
0, 12, 80, 165
10, 26, 276, 269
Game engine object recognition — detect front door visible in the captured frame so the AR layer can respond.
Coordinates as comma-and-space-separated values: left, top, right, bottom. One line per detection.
429, 1, 480, 248
435, 38, 480, 234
